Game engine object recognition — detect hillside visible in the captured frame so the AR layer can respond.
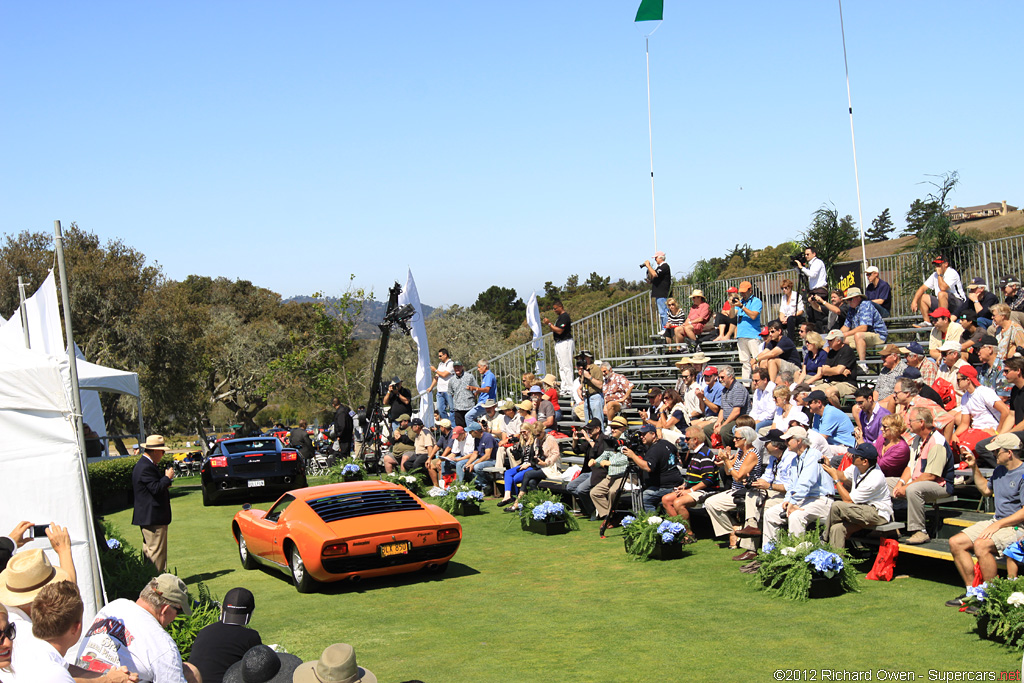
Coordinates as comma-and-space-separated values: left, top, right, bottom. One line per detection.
839, 210, 1024, 261
286, 295, 436, 340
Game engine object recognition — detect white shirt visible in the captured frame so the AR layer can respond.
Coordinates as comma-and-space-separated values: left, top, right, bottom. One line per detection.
7, 604, 52, 676
960, 386, 1002, 430
801, 257, 827, 290
435, 359, 454, 392
844, 465, 893, 521
924, 268, 966, 301
751, 381, 777, 422
779, 291, 804, 317
74, 599, 186, 683
682, 385, 701, 424
12, 640, 73, 682
495, 414, 522, 438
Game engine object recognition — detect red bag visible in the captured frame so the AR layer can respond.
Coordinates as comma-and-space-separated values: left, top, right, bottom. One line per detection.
931, 377, 957, 411
442, 473, 455, 487
866, 538, 899, 581
710, 433, 723, 449
972, 561, 985, 587
837, 453, 853, 472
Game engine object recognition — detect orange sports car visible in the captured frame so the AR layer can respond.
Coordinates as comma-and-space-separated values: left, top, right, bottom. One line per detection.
231, 481, 462, 592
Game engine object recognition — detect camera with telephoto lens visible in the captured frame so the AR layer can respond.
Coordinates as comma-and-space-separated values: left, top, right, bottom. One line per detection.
616, 430, 646, 456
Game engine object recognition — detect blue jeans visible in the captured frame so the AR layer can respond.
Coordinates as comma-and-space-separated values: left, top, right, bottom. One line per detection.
455, 459, 471, 482
472, 459, 496, 492
584, 393, 605, 424
656, 297, 668, 329
503, 466, 531, 497
977, 317, 993, 330
643, 486, 676, 512
436, 391, 453, 423
465, 404, 486, 424
755, 418, 774, 432
871, 303, 890, 319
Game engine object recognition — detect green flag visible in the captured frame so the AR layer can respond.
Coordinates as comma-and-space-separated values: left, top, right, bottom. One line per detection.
634, 0, 663, 22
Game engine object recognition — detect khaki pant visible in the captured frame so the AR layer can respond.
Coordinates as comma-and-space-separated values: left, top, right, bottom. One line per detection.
906, 480, 948, 534
141, 525, 168, 572
826, 501, 887, 548
763, 497, 833, 544
705, 490, 755, 551
590, 476, 625, 518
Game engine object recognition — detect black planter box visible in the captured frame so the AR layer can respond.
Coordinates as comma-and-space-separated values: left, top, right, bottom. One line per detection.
809, 574, 843, 599
526, 517, 568, 535
342, 472, 363, 482
624, 538, 685, 560
453, 500, 482, 516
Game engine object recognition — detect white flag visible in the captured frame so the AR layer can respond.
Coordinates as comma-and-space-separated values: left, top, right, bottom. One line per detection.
398, 269, 435, 427
526, 292, 546, 375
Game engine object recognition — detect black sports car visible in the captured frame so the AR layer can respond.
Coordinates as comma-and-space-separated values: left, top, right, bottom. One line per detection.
201, 437, 307, 506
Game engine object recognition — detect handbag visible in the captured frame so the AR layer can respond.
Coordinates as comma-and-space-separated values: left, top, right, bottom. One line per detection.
866, 538, 899, 581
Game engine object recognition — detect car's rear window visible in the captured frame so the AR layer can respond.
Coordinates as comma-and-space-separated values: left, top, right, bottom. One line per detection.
223, 439, 278, 455
307, 488, 423, 523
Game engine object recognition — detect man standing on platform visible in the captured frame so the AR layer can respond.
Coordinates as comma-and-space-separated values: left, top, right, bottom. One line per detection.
132, 435, 175, 572
645, 251, 671, 331
542, 301, 574, 395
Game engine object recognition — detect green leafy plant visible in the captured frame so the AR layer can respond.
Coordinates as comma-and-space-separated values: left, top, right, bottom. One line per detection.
620, 512, 693, 561
514, 489, 579, 531
433, 482, 480, 513
167, 581, 221, 660
98, 521, 158, 601
967, 578, 1024, 648
378, 470, 428, 497
325, 458, 365, 483
754, 527, 858, 601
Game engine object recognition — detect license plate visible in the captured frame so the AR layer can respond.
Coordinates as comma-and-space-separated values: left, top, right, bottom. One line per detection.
247, 479, 264, 488
379, 541, 410, 558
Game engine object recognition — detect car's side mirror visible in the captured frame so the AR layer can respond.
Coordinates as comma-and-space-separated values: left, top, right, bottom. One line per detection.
242, 503, 251, 511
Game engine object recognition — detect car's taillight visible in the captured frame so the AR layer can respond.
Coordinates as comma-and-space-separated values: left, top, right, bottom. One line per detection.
322, 542, 348, 557
437, 528, 460, 542
281, 451, 298, 462
210, 456, 228, 468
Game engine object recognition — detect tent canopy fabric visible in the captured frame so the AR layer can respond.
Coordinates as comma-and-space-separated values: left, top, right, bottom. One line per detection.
75, 357, 140, 397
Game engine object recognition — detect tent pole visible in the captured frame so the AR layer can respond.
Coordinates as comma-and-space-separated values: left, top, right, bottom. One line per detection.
17, 276, 31, 348
54, 220, 107, 607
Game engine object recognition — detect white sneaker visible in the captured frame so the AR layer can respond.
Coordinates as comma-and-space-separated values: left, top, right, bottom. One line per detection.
857, 362, 870, 375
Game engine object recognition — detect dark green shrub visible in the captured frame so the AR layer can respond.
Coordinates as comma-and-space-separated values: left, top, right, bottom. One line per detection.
98, 521, 158, 601
167, 581, 220, 660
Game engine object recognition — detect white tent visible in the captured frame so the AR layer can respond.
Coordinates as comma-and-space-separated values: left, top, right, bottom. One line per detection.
0, 341, 104, 620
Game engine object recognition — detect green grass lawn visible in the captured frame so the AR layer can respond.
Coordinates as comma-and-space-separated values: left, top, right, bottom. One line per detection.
105, 485, 1021, 681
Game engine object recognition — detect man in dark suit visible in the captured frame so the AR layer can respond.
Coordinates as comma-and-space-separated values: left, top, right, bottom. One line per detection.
331, 398, 354, 465
132, 434, 175, 572
289, 420, 315, 463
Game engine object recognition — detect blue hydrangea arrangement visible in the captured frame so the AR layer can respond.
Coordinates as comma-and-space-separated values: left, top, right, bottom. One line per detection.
515, 490, 579, 532
754, 527, 858, 600
455, 490, 484, 502
531, 500, 566, 520
342, 464, 361, 475
621, 511, 692, 561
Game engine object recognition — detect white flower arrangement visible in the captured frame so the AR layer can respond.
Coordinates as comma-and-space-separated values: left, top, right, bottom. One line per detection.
1006, 592, 1024, 607
647, 516, 664, 525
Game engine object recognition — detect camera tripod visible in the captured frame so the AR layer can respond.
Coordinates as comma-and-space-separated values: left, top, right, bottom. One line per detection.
598, 460, 644, 538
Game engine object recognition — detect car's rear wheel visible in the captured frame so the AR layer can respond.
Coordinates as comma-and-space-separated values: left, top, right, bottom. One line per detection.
289, 545, 315, 593
237, 533, 256, 570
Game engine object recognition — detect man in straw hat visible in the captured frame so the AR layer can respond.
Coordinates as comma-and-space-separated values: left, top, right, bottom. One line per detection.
132, 434, 176, 572
839, 286, 888, 375
75, 573, 200, 682
294, 643, 376, 683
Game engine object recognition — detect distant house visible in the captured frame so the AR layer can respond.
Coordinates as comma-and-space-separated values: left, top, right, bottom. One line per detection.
947, 200, 1018, 222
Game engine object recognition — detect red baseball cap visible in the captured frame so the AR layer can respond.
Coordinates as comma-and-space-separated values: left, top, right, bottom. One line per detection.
957, 365, 980, 387
932, 256, 947, 264
760, 326, 770, 336
703, 366, 719, 376
727, 286, 738, 293
930, 307, 951, 319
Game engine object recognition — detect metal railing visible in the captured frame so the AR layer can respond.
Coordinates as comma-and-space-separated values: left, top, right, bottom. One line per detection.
489, 232, 1024, 389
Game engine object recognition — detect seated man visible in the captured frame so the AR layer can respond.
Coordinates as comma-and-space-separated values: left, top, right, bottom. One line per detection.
820, 443, 894, 549
935, 341, 967, 404
689, 367, 724, 430
622, 425, 685, 512
947, 434, 1024, 612
188, 587, 262, 683
76, 574, 201, 683
401, 418, 437, 473
852, 385, 890, 445
464, 422, 498, 490
873, 344, 907, 415
927, 308, 965, 362
813, 330, 859, 406
383, 414, 413, 474
425, 419, 454, 488
893, 407, 956, 545
748, 369, 776, 431
954, 365, 1009, 455
703, 366, 749, 448
762, 426, 835, 546
864, 265, 892, 318
806, 390, 856, 466
752, 321, 801, 383
661, 426, 719, 519
447, 426, 474, 483
901, 341, 938, 386
912, 256, 967, 325
735, 428, 796, 539
840, 287, 888, 374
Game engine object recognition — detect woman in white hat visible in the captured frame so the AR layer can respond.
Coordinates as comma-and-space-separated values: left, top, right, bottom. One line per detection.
679, 290, 712, 350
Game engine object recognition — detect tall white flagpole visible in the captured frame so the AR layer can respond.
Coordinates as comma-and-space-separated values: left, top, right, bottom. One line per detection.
398, 269, 435, 427
645, 36, 658, 252
838, 0, 868, 269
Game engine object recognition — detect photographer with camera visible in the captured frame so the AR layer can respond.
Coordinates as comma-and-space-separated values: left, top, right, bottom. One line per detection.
793, 246, 828, 329
728, 281, 763, 381
644, 251, 671, 331
567, 417, 615, 519
383, 376, 412, 435
589, 425, 633, 521
620, 424, 686, 512
576, 351, 605, 425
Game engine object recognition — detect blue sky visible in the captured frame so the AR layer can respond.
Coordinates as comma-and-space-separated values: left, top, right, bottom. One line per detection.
2, 1, 1020, 307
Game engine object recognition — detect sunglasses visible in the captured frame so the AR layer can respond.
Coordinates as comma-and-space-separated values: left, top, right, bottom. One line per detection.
1, 622, 15, 641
